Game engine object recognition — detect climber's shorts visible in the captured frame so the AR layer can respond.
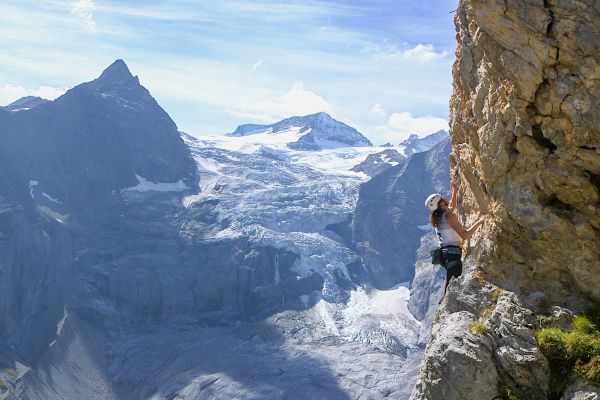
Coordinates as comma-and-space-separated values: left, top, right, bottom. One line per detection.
441, 246, 462, 270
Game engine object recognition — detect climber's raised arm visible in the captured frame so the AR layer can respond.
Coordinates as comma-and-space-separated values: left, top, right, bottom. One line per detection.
446, 212, 485, 240
448, 175, 458, 212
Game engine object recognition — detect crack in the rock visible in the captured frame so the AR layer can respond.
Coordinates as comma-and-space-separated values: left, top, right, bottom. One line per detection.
531, 124, 557, 152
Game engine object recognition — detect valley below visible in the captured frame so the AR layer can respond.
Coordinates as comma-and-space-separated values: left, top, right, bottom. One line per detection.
0, 61, 449, 400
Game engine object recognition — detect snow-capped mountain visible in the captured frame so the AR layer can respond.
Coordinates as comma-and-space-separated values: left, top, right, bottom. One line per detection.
350, 130, 450, 177
228, 112, 372, 150
399, 130, 449, 155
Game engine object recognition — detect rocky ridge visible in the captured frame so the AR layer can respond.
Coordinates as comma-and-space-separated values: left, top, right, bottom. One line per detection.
350, 148, 406, 177
411, 1, 600, 399
3, 96, 49, 112
400, 130, 449, 155
350, 138, 451, 289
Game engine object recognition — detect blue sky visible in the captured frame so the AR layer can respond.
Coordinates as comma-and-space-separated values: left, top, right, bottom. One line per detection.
0, 0, 457, 144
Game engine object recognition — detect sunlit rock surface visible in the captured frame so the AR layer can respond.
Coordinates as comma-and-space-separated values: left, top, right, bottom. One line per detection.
412, 1, 600, 399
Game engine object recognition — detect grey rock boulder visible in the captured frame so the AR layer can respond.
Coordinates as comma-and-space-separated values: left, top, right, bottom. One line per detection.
561, 381, 600, 400
411, 270, 549, 400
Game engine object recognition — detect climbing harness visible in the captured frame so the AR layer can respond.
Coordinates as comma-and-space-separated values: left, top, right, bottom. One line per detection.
430, 212, 463, 269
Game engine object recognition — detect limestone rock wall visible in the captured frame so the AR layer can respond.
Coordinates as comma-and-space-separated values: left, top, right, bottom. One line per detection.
451, 0, 600, 304
412, 0, 600, 398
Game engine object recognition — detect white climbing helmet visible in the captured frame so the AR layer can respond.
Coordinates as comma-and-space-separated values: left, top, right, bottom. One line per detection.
424, 193, 443, 212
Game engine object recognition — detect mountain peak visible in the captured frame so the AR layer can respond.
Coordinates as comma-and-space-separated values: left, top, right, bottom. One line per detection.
3, 96, 49, 112
310, 111, 332, 119
96, 59, 135, 86
228, 112, 372, 150
400, 130, 449, 155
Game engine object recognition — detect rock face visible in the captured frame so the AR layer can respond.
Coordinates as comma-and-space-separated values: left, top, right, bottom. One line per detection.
351, 149, 406, 177
0, 59, 198, 210
0, 59, 198, 362
406, 231, 445, 347
412, 1, 600, 399
351, 138, 450, 288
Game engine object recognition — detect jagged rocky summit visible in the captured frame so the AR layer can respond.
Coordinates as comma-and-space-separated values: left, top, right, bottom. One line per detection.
0, 58, 198, 210
400, 130, 449, 155
352, 130, 449, 177
412, 1, 600, 399
228, 112, 373, 150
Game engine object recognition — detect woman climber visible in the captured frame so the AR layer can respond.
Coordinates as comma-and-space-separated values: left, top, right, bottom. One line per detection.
425, 177, 485, 296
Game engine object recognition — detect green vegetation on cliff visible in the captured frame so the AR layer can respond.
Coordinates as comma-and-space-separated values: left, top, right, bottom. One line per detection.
536, 308, 600, 398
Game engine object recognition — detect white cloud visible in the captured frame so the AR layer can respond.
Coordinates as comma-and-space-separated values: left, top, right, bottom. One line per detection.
368, 111, 448, 144
71, 0, 96, 31
252, 58, 264, 71
366, 42, 448, 62
0, 84, 68, 106
230, 82, 332, 122
402, 44, 448, 62
35, 85, 69, 99
371, 103, 386, 116
388, 111, 448, 135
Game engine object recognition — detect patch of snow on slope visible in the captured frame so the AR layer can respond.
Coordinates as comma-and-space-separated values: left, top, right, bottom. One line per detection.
121, 175, 188, 193
381, 155, 400, 166
29, 180, 38, 198
309, 285, 421, 354
28, 181, 63, 204
42, 192, 63, 204
182, 156, 225, 207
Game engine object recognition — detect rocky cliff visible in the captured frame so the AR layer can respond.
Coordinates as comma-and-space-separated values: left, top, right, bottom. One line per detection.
350, 138, 450, 289
411, 1, 600, 399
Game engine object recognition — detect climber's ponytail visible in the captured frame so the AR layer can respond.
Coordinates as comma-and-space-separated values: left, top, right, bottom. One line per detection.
431, 208, 444, 228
